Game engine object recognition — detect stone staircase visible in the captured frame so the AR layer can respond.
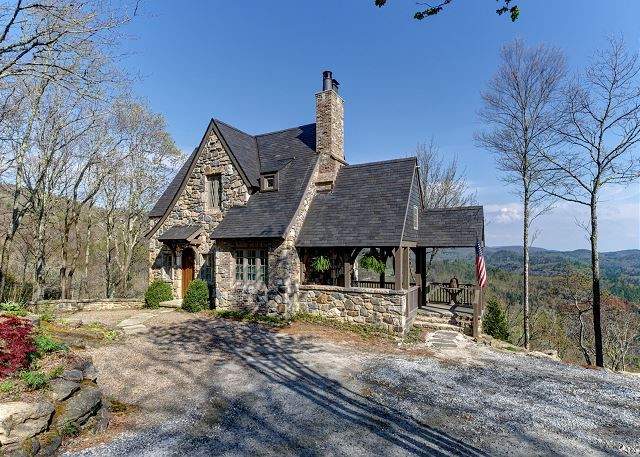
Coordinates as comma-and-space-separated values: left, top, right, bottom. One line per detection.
412, 308, 473, 335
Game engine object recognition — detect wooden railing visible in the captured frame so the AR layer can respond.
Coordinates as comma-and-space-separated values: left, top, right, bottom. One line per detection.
352, 280, 396, 289
425, 282, 476, 306
406, 285, 420, 321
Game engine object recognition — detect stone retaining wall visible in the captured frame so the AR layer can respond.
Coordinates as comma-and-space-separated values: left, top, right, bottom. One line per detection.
0, 359, 109, 456
28, 299, 144, 314
297, 285, 410, 333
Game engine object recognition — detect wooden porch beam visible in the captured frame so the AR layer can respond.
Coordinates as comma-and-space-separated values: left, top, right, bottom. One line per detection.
394, 247, 403, 290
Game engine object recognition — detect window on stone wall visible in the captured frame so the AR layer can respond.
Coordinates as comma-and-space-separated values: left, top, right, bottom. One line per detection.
201, 253, 214, 284
161, 251, 172, 281
205, 174, 222, 210
235, 249, 268, 284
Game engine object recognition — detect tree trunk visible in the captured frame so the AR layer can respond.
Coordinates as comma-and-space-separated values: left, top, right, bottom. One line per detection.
590, 192, 604, 367
523, 189, 530, 350
33, 199, 47, 301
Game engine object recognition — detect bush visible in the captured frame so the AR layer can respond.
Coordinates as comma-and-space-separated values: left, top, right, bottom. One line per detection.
144, 280, 173, 309
33, 333, 67, 357
483, 298, 510, 342
20, 370, 48, 390
0, 316, 35, 377
182, 279, 209, 312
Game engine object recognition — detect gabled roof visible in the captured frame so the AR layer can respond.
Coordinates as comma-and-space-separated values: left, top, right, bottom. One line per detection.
212, 124, 317, 239
296, 158, 418, 247
148, 120, 317, 238
418, 206, 484, 248
158, 225, 203, 242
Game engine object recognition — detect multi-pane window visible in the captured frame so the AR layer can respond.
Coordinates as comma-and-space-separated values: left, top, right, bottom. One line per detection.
235, 249, 268, 284
260, 173, 278, 191
161, 251, 172, 281
201, 253, 214, 283
413, 205, 419, 231
205, 174, 222, 210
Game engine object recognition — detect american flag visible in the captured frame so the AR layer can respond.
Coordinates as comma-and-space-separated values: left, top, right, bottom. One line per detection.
476, 239, 487, 288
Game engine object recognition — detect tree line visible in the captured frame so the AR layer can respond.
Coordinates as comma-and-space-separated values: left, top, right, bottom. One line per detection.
0, 1, 181, 302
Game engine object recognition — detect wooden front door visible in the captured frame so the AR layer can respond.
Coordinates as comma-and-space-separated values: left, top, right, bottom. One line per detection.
181, 248, 195, 297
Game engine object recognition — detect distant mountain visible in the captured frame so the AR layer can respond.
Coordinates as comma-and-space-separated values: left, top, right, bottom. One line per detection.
437, 246, 640, 286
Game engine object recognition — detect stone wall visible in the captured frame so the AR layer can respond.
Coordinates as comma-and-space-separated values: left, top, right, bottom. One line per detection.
148, 127, 250, 297
0, 360, 109, 456
28, 299, 143, 314
297, 284, 411, 333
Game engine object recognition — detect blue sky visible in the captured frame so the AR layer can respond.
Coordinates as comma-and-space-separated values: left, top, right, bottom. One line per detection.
119, 0, 640, 251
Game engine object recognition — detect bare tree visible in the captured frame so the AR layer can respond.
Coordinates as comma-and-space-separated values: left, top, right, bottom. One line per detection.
415, 138, 476, 278
476, 39, 566, 349
101, 100, 180, 297
543, 37, 640, 367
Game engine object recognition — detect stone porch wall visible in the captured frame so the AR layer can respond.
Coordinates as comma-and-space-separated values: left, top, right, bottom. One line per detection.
297, 284, 411, 333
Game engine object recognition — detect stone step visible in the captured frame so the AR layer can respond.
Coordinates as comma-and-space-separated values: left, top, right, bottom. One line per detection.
414, 315, 464, 325
418, 311, 473, 322
412, 321, 465, 333
159, 299, 183, 308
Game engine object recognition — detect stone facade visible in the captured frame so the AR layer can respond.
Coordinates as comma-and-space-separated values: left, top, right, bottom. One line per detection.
297, 284, 412, 333
214, 156, 321, 316
148, 127, 250, 298
315, 89, 345, 190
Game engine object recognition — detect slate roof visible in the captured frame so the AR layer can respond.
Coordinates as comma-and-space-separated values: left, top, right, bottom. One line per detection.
214, 119, 261, 187
158, 224, 202, 242
212, 124, 318, 239
296, 158, 418, 247
418, 206, 484, 248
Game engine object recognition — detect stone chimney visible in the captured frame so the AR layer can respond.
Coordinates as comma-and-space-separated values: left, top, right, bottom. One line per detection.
315, 71, 345, 191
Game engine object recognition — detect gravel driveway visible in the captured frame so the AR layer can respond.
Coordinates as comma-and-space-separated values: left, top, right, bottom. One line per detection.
61, 311, 640, 457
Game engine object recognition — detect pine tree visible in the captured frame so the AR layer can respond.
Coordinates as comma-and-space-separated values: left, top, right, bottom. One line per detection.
483, 298, 510, 341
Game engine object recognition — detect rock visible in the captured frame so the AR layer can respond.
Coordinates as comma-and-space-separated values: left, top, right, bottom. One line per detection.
331, 292, 344, 300
36, 431, 62, 457
91, 405, 111, 434
0, 401, 55, 445
83, 364, 99, 382
50, 379, 81, 401
344, 299, 354, 310
359, 307, 369, 317
26, 436, 40, 455
23, 315, 41, 328
276, 303, 286, 314
327, 308, 341, 317
60, 369, 83, 382
316, 294, 329, 304
56, 386, 102, 426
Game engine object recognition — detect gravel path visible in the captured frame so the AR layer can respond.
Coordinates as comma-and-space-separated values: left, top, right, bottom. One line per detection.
61, 311, 640, 456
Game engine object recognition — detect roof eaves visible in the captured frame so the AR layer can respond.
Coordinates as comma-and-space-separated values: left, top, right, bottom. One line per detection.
399, 158, 418, 246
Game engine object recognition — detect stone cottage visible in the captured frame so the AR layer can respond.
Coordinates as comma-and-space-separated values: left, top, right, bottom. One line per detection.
147, 71, 485, 333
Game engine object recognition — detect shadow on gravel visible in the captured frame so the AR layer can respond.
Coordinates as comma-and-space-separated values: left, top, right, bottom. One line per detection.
136, 317, 490, 457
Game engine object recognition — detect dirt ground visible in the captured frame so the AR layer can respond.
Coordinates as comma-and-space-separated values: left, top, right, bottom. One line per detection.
58, 310, 640, 457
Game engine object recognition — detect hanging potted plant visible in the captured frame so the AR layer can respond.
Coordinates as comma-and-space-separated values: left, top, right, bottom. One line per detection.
311, 255, 332, 273
360, 254, 387, 275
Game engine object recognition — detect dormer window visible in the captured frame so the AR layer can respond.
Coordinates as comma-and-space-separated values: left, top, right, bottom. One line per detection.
260, 173, 278, 192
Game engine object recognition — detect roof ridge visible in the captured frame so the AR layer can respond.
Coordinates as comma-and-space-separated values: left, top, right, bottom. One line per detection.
212, 118, 254, 137
424, 205, 483, 211
255, 123, 315, 138
345, 157, 417, 169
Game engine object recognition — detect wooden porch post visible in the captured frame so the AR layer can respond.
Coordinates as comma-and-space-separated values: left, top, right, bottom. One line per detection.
344, 248, 352, 288
394, 247, 403, 290
403, 247, 410, 289
414, 247, 426, 308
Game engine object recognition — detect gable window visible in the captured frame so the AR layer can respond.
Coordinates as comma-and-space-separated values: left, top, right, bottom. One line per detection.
260, 173, 278, 192
413, 205, 419, 231
205, 174, 222, 210
201, 253, 214, 284
235, 249, 268, 284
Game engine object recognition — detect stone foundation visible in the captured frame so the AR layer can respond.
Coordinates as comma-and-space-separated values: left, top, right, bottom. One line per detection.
297, 284, 410, 333
28, 299, 143, 314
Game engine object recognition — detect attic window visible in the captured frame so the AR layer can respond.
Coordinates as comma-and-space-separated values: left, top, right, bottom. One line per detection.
205, 174, 222, 210
413, 205, 419, 231
260, 173, 278, 192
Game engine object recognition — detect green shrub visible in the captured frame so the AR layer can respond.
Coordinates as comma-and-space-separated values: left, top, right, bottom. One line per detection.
360, 254, 387, 274
33, 333, 67, 357
182, 279, 209, 313
60, 419, 80, 437
0, 302, 24, 312
144, 280, 173, 309
0, 380, 17, 393
20, 370, 48, 390
482, 298, 510, 342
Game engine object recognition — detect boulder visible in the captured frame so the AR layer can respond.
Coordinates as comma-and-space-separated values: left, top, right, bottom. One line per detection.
0, 401, 55, 445
91, 405, 111, 434
50, 379, 81, 402
55, 386, 102, 426
60, 369, 83, 382
36, 431, 62, 457
82, 364, 99, 382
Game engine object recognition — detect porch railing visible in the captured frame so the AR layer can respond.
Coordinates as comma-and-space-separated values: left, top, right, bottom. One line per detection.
425, 282, 476, 306
352, 280, 396, 289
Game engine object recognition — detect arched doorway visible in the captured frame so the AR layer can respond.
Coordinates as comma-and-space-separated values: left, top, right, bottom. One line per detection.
181, 248, 195, 298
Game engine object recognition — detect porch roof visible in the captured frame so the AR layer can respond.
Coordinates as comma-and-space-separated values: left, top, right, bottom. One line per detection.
418, 206, 484, 248
158, 224, 203, 243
